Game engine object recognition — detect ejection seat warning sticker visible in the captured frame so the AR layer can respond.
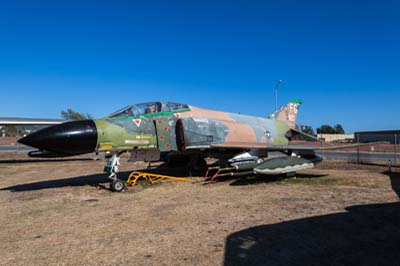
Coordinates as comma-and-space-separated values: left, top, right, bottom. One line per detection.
133, 119, 142, 127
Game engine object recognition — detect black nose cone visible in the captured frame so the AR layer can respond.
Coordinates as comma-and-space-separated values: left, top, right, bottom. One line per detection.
18, 120, 97, 155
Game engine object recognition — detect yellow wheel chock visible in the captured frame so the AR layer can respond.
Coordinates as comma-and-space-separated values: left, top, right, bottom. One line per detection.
126, 171, 190, 187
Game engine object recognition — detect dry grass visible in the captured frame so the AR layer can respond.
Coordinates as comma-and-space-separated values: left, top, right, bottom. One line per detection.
0, 155, 399, 266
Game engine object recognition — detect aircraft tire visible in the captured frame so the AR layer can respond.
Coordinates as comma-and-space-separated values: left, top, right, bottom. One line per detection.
111, 179, 126, 192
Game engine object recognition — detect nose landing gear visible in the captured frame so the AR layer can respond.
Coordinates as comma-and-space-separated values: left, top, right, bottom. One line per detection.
104, 154, 126, 192
110, 179, 126, 192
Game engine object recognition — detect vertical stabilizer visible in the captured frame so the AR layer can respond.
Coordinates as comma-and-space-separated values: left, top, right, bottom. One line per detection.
269, 99, 302, 128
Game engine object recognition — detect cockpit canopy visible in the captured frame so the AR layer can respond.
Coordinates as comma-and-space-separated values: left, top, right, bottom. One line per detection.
106, 102, 189, 118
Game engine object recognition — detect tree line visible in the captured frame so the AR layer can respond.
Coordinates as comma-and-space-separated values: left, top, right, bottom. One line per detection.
299, 124, 346, 135
298, 124, 345, 136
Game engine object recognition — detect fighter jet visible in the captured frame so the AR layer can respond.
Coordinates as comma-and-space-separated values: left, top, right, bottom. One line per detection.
15, 100, 369, 191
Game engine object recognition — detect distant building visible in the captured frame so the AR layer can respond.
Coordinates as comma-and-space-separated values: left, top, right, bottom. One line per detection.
317, 134, 354, 143
355, 130, 400, 144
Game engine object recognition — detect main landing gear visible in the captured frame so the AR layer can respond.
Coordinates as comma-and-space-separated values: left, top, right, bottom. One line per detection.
187, 157, 208, 177
104, 154, 126, 192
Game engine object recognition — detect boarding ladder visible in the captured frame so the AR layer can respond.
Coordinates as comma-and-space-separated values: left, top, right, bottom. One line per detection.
126, 172, 190, 187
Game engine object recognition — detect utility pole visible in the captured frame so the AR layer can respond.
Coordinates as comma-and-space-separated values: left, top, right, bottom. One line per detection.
394, 133, 397, 163
275, 80, 283, 111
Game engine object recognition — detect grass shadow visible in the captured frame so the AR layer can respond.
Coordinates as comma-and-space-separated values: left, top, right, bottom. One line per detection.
0, 171, 125, 192
228, 173, 329, 186
0, 164, 192, 192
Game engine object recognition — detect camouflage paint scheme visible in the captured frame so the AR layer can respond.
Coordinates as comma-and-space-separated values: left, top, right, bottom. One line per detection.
93, 100, 302, 158
13, 99, 381, 184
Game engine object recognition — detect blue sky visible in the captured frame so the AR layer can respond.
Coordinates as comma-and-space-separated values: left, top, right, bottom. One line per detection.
1, 0, 399, 132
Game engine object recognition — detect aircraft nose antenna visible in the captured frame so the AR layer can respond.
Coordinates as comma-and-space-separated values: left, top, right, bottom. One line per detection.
18, 120, 98, 155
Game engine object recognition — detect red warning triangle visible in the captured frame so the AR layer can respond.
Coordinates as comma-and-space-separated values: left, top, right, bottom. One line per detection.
133, 119, 142, 127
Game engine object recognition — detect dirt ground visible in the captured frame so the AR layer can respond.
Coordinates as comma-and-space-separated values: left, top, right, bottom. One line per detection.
0, 154, 400, 266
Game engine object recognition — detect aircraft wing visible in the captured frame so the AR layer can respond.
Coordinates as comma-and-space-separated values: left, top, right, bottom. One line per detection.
0, 117, 64, 126
188, 142, 385, 152
259, 142, 385, 151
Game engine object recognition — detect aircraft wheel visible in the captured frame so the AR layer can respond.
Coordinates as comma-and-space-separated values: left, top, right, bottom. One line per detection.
111, 179, 126, 192
188, 157, 208, 177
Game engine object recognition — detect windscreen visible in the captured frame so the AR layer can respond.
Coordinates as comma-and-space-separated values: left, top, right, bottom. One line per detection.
107, 106, 136, 118
106, 102, 163, 118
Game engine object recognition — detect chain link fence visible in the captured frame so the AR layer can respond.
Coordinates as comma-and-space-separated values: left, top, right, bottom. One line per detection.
318, 133, 400, 165
0, 136, 33, 154
0, 126, 44, 154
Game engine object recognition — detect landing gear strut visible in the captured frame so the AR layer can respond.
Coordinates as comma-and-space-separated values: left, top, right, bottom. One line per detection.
105, 154, 126, 192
